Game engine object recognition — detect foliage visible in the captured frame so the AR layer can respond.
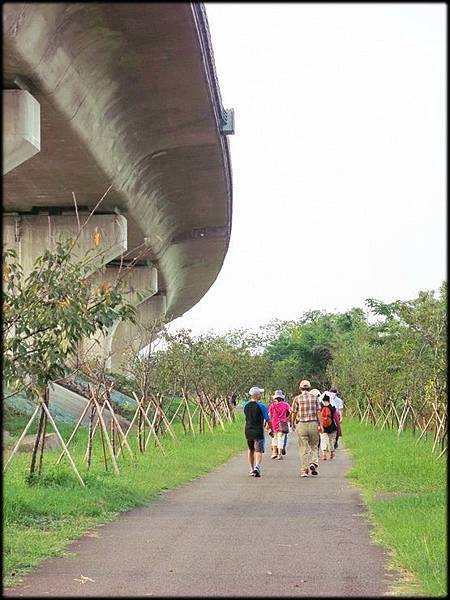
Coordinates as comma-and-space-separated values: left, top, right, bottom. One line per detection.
2, 239, 136, 400
330, 282, 447, 412
344, 418, 447, 597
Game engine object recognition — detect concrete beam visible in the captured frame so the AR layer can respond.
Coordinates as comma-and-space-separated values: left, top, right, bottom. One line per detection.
80, 264, 159, 368
91, 264, 158, 307
3, 214, 127, 277
3, 90, 40, 174
110, 294, 167, 373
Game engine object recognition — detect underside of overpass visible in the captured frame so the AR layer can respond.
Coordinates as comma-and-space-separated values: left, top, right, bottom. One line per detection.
3, 2, 233, 370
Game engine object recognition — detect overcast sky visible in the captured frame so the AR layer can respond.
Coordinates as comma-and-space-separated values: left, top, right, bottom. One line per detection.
170, 3, 446, 335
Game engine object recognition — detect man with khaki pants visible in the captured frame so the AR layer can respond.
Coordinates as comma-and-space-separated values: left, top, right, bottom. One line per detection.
290, 380, 321, 477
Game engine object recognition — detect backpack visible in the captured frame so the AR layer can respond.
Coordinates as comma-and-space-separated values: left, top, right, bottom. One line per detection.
321, 404, 333, 429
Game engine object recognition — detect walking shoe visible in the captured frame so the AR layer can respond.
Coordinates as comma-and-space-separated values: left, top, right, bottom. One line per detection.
253, 466, 261, 477
249, 468, 255, 476
281, 448, 286, 455
271, 452, 278, 459
330, 451, 336, 460
309, 463, 318, 476
277, 454, 283, 460
300, 469, 309, 477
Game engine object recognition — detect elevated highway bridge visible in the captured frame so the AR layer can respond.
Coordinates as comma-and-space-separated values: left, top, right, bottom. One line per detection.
3, 2, 233, 370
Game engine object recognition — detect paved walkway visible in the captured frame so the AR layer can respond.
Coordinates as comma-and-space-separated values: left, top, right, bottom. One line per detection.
5, 436, 396, 597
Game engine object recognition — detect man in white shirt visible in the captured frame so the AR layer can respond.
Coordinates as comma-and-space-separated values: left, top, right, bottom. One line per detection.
329, 388, 344, 420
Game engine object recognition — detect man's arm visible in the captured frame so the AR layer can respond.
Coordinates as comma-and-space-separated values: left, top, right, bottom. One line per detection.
290, 397, 298, 430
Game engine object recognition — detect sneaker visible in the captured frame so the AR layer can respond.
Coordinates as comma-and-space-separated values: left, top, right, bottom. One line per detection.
249, 468, 255, 476
330, 452, 336, 460
281, 448, 286, 455
309, 463, 318, 476
300, 469, 309, 477
277, 455, 283, 460
253, 466, 261, 477
271, 453, 278, 459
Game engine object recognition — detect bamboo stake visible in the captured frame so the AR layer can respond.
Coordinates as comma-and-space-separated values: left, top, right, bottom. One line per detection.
398, 402, 411, 435
169, 399, 184, 426
151, 395, 177, 440
204, 392, 225, 431
196, 398, 214, 434
91, 395, 120, 475
437, 445, 448, 459
380, 405, 393, 431
143, 406, 165, 453
41, 402, 85, 487
416, 413, 435, 444
132, 392, 165, 453
103, 398, 134, 457
86, 404, 95, 469
115, 399, 141, 458
83, 401, 108, 463
3, 404, 41, 473
182, 389, 196, 436
56, 399, 91, 465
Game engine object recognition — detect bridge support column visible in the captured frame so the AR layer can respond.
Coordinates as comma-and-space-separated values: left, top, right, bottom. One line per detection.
3, 89, 41, 174
110, 294, 167, 373
81, 264, 159, 369
3, 214, 127, 277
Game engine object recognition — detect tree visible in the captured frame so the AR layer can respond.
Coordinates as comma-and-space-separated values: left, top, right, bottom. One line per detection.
3, 237, 136, 481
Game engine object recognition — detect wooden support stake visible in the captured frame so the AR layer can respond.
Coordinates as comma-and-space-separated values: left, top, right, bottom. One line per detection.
91, 395, 120, 475
132, 392, 165, 453
103, 398, 134, 457
3, 404, 41, 473
56, 399, 91, 465
41, 402, 85, 487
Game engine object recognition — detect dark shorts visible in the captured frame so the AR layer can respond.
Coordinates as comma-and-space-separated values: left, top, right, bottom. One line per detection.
246, 437, 265, 452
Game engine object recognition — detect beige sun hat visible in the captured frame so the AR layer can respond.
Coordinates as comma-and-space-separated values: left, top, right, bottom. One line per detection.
299, 380, 311, 389
310, 388, 321, 397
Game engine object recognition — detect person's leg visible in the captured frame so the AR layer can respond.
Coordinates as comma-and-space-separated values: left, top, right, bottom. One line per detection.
271, 435, 278, 459
247, 439, 255, 474
282, 432, 288, 455
329, 431, 337, 459
277, 432, 284, 458
309, 422, 320, 473
319, 432, 327, 459
298, 423, 309, 475
253, 438, 264, 476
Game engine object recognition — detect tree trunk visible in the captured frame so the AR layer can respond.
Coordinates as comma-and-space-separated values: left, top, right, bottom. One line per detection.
29, 393, 47, 480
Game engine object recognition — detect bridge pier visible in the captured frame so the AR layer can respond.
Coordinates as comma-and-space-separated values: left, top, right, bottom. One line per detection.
2, 213, 127, 277
110, 293, 167, 373
3, 89, 40, 175
81, 264, 159, 369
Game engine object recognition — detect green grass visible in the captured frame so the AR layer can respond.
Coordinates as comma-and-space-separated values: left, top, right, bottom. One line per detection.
3, 414, 245, 587
343, 418, 447, 597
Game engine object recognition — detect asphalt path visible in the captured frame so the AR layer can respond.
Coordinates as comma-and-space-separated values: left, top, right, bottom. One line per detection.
5, 434, 396, 597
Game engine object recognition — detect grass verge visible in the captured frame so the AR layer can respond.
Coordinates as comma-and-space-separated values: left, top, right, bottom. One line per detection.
343, 417, 447, 597
3, 414, 245, 588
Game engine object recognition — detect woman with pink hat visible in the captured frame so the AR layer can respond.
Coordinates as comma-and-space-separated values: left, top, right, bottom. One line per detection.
268, 390, 291, 460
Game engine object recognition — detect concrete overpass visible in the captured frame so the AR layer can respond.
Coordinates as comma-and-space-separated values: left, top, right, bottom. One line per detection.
3, 3, 233, 370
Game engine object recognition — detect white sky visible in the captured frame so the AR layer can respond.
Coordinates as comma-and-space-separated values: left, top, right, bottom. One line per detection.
170, 2, 447, 335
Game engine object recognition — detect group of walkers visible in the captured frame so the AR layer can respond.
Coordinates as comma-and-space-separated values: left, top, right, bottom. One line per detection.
243, 380, 343, 478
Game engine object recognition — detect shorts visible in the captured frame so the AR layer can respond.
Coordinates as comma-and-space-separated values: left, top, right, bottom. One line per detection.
246, 437, 265, 452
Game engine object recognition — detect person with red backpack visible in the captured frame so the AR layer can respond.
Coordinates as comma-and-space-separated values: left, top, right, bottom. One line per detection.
318, 392, 338, 460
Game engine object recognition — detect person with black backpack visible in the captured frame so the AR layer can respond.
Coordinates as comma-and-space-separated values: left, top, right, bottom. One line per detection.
318, 392, 338, 460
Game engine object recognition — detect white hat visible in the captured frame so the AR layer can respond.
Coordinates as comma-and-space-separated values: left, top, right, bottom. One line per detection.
299, 379, 311, 389
249, 386, 264, 396
310, 389, 321, 397
272, 390, 285, 399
